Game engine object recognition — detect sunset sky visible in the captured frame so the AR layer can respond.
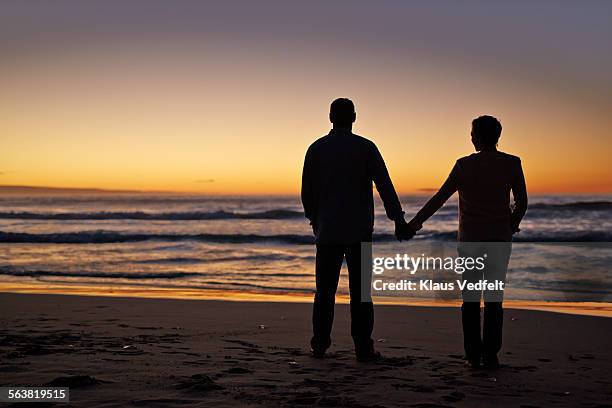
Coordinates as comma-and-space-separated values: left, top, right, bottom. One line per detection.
1, 1, 611, 194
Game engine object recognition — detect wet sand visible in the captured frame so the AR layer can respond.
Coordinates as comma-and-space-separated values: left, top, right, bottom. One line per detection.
0, 292, 611, 407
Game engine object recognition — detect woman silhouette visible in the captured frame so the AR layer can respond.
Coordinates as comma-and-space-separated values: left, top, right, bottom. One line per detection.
408, 115, 527, 369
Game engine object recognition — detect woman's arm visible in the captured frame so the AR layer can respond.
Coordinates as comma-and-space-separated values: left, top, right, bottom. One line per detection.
408, 162, 459, 231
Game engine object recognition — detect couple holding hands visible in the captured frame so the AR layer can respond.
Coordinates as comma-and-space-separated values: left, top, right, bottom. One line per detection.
301, 98, 527, 368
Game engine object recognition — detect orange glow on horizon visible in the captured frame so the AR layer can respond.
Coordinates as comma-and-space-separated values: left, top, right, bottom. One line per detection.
1, 5, 610, 195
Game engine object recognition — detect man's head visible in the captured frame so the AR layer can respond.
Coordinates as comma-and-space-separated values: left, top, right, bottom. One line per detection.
471, 115, 502, 151
329, 98, 356, 128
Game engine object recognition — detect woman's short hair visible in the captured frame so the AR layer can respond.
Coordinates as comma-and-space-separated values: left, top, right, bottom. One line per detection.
472, 115, 502, 147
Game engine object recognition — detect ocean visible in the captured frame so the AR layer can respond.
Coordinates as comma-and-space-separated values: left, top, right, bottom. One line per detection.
0, 194, 610, 302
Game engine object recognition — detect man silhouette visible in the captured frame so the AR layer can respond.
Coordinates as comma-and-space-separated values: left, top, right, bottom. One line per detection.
301, 98, 412, 361
406, 115, 527, 369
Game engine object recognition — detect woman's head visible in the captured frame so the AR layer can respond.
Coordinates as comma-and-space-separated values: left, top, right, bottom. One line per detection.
471, 115, 502, 151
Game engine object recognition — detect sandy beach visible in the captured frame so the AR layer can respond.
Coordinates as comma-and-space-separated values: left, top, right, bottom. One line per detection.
1, 292, 611, 407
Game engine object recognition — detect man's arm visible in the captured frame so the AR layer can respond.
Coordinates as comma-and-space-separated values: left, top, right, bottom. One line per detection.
370, 144, 404, 222
408, 162, 459, 231
301, 146, 317, 229
510, 159, 527, 233
369, 143, 412, 240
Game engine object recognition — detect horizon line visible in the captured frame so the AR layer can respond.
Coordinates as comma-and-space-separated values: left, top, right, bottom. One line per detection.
0, 184, 610, 196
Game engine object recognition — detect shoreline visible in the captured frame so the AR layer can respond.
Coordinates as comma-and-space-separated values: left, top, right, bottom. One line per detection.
2, 281, 611, 317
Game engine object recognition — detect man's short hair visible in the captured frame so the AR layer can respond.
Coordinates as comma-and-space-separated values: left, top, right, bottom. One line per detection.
330, 98, 355, 125
472, 115, 502, 147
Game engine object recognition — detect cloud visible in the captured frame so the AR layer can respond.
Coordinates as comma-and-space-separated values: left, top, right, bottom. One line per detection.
416, 188, 437, 192
194, 179, 215, 183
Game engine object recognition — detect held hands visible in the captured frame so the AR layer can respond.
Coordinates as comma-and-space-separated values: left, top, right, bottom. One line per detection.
394, 218, 416, 241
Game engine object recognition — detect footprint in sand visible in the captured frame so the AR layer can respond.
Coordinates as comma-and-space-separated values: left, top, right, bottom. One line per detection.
442, 391, 466, 402
175, 374, 224, 392
46, 375, 106, 388
226, 367, 252, 374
